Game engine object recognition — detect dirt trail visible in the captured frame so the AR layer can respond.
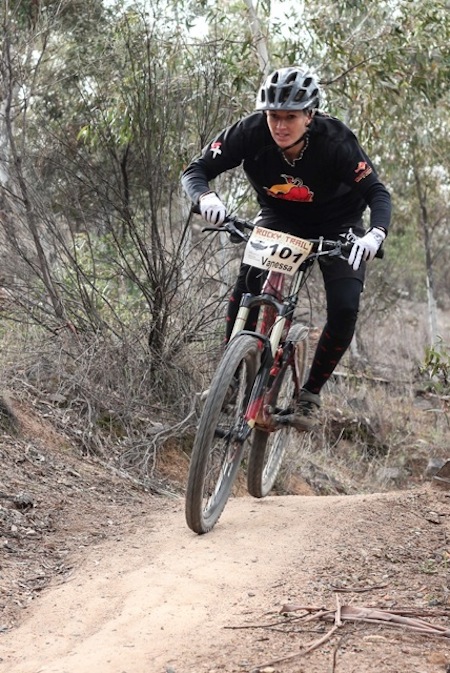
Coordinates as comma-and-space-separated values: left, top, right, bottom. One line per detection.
1, 488, 450, 673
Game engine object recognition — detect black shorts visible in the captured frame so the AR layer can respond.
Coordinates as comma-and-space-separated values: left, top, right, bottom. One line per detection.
253, 210, 366, 285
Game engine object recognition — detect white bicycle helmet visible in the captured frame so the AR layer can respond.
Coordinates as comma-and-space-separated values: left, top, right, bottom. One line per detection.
256, 66, 320, 111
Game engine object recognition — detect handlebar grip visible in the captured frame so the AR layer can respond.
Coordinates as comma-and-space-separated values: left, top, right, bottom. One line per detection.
339, 240, 385, 262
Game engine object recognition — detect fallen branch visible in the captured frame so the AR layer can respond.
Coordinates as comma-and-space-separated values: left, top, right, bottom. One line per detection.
249, 624, 339, 673
330, 583, 388, 593
325, 605, 450, 637
335, 594, 342, 627
331, 637, 342, 673
249, 602, 450, 672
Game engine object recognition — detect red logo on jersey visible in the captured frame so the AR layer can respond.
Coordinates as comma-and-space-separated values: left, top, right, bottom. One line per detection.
265, 175, 314, 202
210, 142, 222, 158
354, 161, 372, 182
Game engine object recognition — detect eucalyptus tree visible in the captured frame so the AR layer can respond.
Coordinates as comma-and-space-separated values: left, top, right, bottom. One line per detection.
0, 0, 259, 458
1, 0, 448, 388
0, 0, 267, 371
0, 0, 447, 469
0, 0, 113, 333
270, 0, 450, 345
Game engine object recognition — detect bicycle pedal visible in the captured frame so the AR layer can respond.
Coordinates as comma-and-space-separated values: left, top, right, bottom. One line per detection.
272, 412, 288, 424
273, 413, 314, 432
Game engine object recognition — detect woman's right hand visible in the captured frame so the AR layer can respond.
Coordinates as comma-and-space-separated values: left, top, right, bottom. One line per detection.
199, 192, 227, 225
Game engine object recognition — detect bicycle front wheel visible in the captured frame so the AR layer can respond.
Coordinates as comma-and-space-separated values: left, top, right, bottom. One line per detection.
185, 335, 259, 534
247, 324, 309, 498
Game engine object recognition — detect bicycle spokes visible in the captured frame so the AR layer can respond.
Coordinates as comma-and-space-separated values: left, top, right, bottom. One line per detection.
185, 335, 259, 533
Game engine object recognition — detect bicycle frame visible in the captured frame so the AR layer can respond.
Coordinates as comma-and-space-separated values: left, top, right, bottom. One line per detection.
229, 265, 306, 353
228, 264, 308, 431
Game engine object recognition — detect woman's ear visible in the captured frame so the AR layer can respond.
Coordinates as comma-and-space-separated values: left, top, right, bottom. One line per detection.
305, 110, 315, 126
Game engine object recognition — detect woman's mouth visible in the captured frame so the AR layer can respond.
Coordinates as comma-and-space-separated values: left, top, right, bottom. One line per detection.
274, 134, 291, 144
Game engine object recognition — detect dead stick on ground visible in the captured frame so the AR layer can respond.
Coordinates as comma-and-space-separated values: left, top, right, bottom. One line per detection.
249, 602, 450, 671
249, 625, 339, 673
225, 609, 333, 633
335, 594, 342, 627
330, 584, 388, 593
280, 603, 327, 614
331, 637, 342, 673
338, 617, 450, 636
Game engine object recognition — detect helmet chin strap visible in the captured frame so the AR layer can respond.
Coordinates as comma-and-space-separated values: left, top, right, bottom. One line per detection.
278, 130, 308, 153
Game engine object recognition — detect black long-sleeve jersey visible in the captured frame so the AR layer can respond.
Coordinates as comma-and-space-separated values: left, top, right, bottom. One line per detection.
181, 111, 391, 238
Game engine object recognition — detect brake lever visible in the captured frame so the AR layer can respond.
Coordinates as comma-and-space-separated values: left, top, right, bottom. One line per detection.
336, 240, 385, 260
200, 221, 247, 243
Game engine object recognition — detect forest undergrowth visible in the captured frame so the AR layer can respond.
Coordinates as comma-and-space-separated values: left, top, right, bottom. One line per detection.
0, 296, 449, 501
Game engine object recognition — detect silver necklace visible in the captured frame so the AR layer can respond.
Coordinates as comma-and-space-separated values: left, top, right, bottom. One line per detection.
282, 134, 309, 167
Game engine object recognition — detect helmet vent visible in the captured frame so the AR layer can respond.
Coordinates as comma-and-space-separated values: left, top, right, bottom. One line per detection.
256, 66, 321, 111
293, 88, 307, 102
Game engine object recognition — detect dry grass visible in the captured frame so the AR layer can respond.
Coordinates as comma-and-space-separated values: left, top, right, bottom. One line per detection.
277, 377, 450, 497
0, 295, 449, 499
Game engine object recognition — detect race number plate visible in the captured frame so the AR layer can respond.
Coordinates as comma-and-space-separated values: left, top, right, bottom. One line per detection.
243, 226, 313, 276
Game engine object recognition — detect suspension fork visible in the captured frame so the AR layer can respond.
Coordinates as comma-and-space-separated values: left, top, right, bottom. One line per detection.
260, 268, 306, 356
229, 313, 285, 431
230, 268, 306, 429
230, 270, 286, 346
244, 338, 275, 429
259, 270, 283, 346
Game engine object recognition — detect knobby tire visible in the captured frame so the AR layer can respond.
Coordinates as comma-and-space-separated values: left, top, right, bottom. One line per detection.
185, 335, 259, 534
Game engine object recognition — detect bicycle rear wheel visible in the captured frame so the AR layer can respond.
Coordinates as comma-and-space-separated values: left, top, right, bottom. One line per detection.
247, 324, 309, 498
185, 335, 259, 534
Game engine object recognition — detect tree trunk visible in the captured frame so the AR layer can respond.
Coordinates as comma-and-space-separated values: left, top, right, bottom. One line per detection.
242, 0, 271, 75
414, 167, 439, 347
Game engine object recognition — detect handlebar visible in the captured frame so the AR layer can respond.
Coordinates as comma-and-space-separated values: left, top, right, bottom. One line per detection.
191, 206, 384, 260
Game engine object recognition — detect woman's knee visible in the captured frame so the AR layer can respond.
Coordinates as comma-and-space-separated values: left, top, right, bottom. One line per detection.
326, 279, 362, 338
327, 305, 359, 338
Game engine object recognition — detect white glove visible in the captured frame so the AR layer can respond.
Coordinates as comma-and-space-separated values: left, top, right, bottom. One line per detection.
348, 227, 386, 271
199, 192, 227, 225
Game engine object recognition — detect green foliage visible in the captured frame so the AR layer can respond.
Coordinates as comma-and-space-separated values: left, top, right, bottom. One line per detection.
419, 339, 450, 393
382, 225, 427, 302
56, 230, 148, 332
1, 0, 450, 481
1, 0, 450, 360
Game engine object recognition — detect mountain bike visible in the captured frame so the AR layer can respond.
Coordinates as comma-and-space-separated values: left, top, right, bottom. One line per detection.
185, 215, 381, 534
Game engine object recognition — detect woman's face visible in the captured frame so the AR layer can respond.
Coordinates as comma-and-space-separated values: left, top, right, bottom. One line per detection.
265, 110, 310, 149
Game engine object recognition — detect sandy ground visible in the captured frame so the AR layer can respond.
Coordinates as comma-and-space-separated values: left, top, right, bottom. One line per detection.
1, 485, 450, 673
